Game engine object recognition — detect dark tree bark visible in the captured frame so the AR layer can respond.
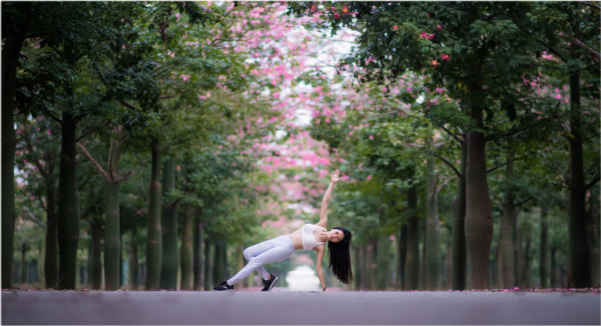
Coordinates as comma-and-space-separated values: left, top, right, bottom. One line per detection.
567, 44, 590, 288
425, 157, 440, 290
180, 205, 194, 290
57, 110, 81, 290
44, 161, 59, 289
145, 139, 162, 290
398, 224, 407, 290
2, 25, 26, 290
464, 81, 493, 289
376, 235, 389, 290
498, 142, 517, 289
193, 216, 204, 290
539, 207, 549, 288
128, 227, 139, 290
204, 239, 212, 290
160, 159, 179, 290
404, 185, 420, 290
451, 141, 467, 290
90, 219, 103, 290
588, 191, 600, 287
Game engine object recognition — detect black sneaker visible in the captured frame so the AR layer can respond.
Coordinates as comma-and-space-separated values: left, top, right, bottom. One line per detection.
213, 281, 234, 291
261, 274, 279, 291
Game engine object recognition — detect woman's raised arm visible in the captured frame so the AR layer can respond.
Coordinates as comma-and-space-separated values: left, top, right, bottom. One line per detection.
316, 169, 342, 228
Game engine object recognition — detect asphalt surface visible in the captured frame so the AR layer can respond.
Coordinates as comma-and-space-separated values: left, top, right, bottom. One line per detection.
2, 290, 599, 325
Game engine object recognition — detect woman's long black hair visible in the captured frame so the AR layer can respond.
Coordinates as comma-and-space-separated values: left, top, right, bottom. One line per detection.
327, 227, 354, 284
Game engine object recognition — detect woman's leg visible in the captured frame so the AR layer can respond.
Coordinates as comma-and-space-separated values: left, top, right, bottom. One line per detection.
227, 237, 294, 286
242, 243, 271, 281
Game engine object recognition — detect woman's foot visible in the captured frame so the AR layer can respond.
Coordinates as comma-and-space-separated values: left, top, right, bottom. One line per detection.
261, 274, 278, 291
213, 281, 234, 291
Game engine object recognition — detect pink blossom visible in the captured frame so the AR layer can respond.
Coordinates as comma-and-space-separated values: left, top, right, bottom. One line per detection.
392, 25, 398, 30
437, 25, 443, 30
440, 54, 450, 61
369, 135, 374, 140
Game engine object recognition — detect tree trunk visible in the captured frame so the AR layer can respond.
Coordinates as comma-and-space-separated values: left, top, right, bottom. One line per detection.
193, 217, 204, 290
212, 240, 226, 286
588, 191, 600, 287
446, 243, 453, 289
539, 207, 549, 288
360, 245, 367, 290
452, 141, 467, 290
465, 93, 493, 289
104, 181, 120, 290
353, 245, 362, 290
128, 228, 139, 290
57, 110, 81, 290
498, 144, 516, 289
2, 30, 26, 290
404, 185, 420, 290
550, 247, 557, 287
519, 235, 531, 288
567, 44, 590, 288
20, 244, 28, 285
364, 243, 374, 290
425, 157, 440, 290
44, 165, 59, 289
160, 159, 178, 290
376, 235, 389, 290
145, 139, 162, 290
104, 127, 127, 290
90, 219, 103, 290
398, 225, 407, 289
204, 239, 212, 290
180, 205, 194, 290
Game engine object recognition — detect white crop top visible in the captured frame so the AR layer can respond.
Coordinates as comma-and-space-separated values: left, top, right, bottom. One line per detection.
302, 224, 326, 250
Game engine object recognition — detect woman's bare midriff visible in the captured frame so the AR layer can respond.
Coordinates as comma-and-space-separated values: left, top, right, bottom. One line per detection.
289, 228, 303, 250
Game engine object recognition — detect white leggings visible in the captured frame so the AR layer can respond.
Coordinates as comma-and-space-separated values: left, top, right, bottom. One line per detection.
227, 235, 295, 286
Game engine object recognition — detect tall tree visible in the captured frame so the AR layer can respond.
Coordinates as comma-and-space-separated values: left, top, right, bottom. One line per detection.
289, 1, 567, 288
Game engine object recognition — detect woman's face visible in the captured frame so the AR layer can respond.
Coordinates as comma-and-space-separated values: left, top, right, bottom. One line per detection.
328, 229, 345, 243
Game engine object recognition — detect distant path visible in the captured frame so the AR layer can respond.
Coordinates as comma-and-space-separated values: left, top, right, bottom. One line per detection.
3, 290, 599, 325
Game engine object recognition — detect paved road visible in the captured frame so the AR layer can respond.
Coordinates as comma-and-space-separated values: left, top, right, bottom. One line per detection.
3, 290, 599, 325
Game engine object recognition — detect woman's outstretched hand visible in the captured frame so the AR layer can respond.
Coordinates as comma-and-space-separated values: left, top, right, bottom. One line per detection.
331, 169, 343, 184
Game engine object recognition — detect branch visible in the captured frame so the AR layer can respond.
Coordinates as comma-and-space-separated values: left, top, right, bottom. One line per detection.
436, 122, 463, 144
94, 62, 143, 111
76, 143, 111, 182
515, 196, 533, 207
24, 132, 48, 179
585, 174, 600, 190
23, 206, 46, 227
41, 107, 62, 126
36, 194, 47, 213
121, 100, 143, 111
581, 1, 601, 11
540, 41, 568, 63
115, 170, 134, 183
570, 36, 600, 62
487, 160, 512, 174
426, 150, 461, 177
487, 108, 558, 142
552, 181, 571, 190
436, 174, 457, 194
75, 122, 104, 143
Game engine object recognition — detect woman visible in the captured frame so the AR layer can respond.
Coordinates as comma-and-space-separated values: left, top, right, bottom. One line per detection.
213, 169, 353, 292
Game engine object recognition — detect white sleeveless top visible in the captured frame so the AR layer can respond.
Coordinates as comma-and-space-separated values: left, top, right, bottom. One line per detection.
302, 224, 326, 250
